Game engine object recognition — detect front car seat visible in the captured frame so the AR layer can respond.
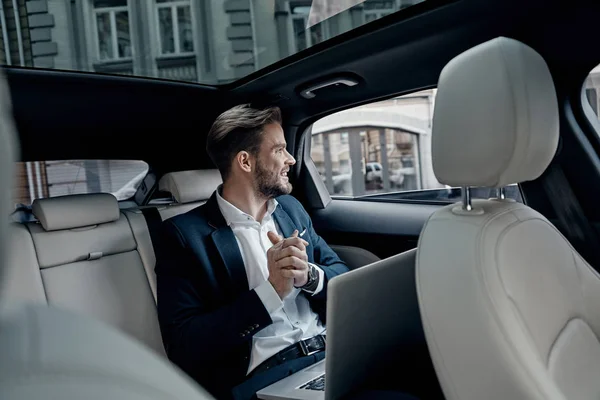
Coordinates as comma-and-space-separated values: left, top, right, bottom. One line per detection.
417, 36, 600, 400
0, 71, 217, 399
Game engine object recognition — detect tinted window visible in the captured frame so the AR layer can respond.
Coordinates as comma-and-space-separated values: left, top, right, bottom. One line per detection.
13, 160, 148, 209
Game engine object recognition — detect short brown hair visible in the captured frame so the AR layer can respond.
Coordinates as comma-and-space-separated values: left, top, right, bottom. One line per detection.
206, 104, 282, 181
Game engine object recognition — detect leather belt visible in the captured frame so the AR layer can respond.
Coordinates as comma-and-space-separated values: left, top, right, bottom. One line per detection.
249, 335, 326, 377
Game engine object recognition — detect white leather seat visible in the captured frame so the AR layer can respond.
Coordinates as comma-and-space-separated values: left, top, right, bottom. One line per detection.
0, 71, 215, 399
4, 193, 164, 355
416, 37, 600, 400
157, 169, 222, 220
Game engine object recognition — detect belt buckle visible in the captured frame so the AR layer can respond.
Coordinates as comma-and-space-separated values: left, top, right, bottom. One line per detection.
299, 336, 323, 356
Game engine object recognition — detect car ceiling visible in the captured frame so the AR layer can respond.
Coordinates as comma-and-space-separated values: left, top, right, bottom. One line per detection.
3, 0, 600, 175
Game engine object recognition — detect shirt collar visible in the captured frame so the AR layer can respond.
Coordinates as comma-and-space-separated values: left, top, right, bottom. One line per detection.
216, 184, 279, 226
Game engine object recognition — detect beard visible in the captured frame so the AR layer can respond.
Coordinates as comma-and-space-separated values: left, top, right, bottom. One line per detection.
255, 159, 292, 199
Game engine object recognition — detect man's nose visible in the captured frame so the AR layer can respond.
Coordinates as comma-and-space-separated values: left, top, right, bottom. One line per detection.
286, 150, 296, 165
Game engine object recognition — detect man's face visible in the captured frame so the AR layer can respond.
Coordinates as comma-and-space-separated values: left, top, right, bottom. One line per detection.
254, 122, 296, 198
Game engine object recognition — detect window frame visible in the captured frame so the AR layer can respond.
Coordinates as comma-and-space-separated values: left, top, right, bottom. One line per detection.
154, 0, 196, 57
92, 1, 133, 62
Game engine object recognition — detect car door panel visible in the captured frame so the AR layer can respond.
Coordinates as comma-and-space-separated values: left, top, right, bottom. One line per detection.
310, 199, 441, 260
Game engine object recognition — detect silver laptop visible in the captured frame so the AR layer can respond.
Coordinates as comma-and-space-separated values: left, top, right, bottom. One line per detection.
257, 249, 418, 400
256, 356, 327, 400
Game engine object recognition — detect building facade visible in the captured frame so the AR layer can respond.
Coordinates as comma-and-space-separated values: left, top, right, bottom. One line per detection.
1, 0, 422, 84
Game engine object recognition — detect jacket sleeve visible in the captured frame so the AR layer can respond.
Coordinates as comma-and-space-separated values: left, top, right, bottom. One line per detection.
155, 219, 273, 369
306, 212, 349, 301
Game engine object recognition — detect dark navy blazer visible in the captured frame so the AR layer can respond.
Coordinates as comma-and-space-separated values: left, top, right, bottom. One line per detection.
154, 192, 349, 399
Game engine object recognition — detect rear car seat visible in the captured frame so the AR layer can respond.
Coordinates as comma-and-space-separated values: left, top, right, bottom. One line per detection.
156, 169, 222, 220
3, 193, 165, 357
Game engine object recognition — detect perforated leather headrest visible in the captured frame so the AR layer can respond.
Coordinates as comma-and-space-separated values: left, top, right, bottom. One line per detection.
32, 193, 120, 231
158, 169, 222, 204
432, 37, 559, 187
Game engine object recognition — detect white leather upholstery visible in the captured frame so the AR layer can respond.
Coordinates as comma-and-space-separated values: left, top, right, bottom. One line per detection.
3, 207, 165, 356
2, 224, 47, 305
159, 169, 222, 204
158, 202, 205, 220
0, 304, 215, 399
416, 37, 600, 400
0, 68, 215, 399
432, 36, 559, 188
123, 209, 158, 301
32, 193, 120, 231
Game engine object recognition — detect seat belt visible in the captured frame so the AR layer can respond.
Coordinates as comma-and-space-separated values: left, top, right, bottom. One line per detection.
541, 164, 600, 270
141, 207, 163, 256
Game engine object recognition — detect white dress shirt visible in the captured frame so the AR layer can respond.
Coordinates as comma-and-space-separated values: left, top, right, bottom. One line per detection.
215, 188, 326, 375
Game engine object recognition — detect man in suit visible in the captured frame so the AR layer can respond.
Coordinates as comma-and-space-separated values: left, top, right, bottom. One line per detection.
155, 104, 349, 400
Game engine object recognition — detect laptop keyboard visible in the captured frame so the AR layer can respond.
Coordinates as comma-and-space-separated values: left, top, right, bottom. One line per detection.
299, 374, 325, 391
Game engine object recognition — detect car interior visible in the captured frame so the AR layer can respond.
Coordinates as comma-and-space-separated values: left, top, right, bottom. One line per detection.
3, 0, 600, 399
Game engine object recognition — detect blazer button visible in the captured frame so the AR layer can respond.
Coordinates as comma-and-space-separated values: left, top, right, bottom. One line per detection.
244, 330, 250, 335
253, 324, 259, 328
240, 333, 245, 337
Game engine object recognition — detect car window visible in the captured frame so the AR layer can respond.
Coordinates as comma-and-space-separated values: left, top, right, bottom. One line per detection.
309, 88, 523, 203
0, 0, 427, 86
584, 64, 600, 118
13, 160, 148, 209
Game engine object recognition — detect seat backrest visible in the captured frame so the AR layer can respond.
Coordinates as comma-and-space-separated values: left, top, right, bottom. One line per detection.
4, 193, 164, 356
415, 37, 600, 400
157, 169, 222, 220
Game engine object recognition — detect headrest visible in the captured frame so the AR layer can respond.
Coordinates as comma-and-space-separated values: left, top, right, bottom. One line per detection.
158, 169, 222, 204
32, 193, 120, 231
0, 70, 19, 286
432, 37, 559, 187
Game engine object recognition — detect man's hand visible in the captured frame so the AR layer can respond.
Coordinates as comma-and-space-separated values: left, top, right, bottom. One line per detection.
266, 230, 310, 298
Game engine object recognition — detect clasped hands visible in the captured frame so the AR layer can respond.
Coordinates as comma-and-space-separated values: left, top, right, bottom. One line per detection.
266, 229, 309, 299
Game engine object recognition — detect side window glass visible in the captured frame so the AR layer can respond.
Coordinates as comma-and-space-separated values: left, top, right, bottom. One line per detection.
584, 64, 600, 118
13, 160, 148, 210
309, 88, 522, 203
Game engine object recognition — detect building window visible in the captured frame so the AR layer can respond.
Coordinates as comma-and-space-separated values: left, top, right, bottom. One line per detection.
93, 0, 132, 61
364, 1, 397, 23
156, 0, 194, 56
290, 4, 329, 52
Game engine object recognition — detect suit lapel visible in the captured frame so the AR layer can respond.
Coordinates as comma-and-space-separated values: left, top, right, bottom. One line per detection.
205, 194, 249, 295
273, 205, 296, 239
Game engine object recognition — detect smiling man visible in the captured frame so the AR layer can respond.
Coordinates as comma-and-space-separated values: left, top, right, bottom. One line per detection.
155, 104, 349, 400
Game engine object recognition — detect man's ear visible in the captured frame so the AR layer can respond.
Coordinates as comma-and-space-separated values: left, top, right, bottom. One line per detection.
235, 151, 253, 173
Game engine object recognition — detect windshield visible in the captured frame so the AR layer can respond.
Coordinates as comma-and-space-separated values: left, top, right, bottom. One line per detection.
0, 0, 424, 85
